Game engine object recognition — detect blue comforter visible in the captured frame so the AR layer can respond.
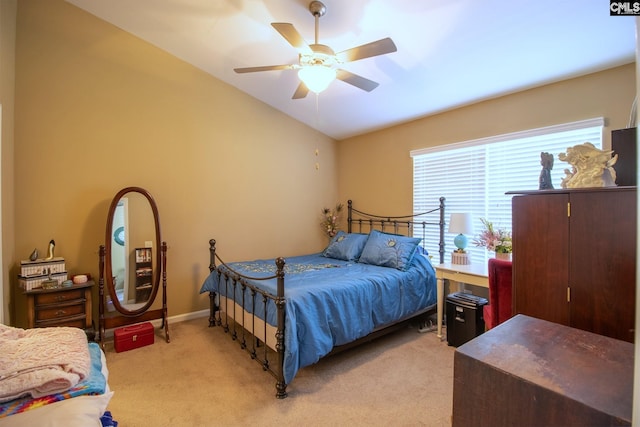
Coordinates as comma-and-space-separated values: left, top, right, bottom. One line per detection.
200, 252, 436, 384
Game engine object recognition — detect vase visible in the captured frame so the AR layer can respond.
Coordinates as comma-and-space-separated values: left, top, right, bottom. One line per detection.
495, 252, 512, 261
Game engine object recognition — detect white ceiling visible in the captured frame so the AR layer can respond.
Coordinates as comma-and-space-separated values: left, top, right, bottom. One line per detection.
66, 0, 636, 140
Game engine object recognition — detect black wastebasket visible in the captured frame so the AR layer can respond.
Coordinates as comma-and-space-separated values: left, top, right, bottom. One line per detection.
446, 292, 488, 347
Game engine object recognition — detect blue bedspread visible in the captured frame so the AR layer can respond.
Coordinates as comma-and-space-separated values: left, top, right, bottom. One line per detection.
200, 252, 436, 384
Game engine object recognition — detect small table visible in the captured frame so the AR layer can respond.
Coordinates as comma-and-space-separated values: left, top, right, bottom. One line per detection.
434, 262, 488, 339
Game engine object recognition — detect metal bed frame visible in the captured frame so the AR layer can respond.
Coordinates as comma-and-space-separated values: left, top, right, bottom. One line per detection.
206, 198, 445, 398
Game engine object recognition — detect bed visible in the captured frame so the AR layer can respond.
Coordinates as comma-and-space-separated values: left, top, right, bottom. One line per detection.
200, 199, 445, 398
0, 325, 114, 427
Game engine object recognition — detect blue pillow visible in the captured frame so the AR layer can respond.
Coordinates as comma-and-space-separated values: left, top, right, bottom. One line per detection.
322, 231, 369, 261
358, 230, 422, 271
415, 245, 429, 257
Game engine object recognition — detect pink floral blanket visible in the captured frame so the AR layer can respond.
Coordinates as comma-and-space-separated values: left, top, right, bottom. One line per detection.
0, 324, 90, 402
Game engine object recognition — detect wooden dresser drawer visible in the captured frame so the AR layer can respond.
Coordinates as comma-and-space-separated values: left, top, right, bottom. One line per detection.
24, 281, 94, 331
35, 315, 87, 329
35, 301, 86, 322
34, 288, 85, 306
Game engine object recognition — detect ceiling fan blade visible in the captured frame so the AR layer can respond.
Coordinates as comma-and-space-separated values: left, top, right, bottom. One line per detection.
292, 82, 309, 99
234, 64, 294, 73
336, 69, 379, 92
271, 23, 312, 53
336, 37, 397, 63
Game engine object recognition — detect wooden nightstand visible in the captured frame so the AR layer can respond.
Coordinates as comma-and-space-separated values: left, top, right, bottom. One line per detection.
24, 281, 94, 335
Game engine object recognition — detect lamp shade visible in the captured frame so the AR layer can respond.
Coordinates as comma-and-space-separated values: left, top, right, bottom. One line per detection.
448, 213, 473, 235
298, 65, 336, 93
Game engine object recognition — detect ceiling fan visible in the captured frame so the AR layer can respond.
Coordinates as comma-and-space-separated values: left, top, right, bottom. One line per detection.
234, 1, 397, 99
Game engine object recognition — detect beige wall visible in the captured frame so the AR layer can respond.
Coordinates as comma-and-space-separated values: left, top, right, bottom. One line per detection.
10, 0, 338, 326
0, 0, 16, 325
337, 63, 636, 215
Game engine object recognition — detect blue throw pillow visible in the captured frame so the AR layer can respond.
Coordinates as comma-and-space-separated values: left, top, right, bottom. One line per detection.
358, 230, 422, 271
322, 231, 369, 261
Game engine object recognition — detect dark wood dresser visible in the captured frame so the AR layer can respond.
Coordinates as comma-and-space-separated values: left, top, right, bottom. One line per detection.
24, 281, 94, 330
452, 314, 633, 427
509, 187, 636, 343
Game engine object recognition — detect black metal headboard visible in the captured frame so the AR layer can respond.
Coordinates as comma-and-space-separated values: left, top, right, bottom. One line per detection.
346, 198, 446, 264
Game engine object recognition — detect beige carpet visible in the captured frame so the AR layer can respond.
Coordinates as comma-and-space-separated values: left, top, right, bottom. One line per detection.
104, 317, 455, 427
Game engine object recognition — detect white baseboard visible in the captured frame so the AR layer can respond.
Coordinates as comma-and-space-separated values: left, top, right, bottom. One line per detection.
101, 309, 209, 339
149, 309, 209, 327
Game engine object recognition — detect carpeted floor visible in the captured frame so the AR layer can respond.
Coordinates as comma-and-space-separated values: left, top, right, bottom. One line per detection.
104, 317, 455, 427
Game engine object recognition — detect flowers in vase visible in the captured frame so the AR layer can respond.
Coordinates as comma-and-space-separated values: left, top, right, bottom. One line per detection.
321, 203, 343, 238
473, 218, 512, 253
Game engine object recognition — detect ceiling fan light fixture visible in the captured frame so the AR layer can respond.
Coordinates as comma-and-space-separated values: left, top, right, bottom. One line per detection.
298, 65, 336, 94
234, 1, 396, 99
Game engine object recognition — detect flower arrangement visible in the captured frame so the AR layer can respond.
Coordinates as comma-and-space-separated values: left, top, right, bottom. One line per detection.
473, 218, 512, 253
321, 203, 343, 238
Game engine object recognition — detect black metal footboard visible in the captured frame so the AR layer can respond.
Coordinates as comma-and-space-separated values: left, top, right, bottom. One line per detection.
207, 239, 288, 399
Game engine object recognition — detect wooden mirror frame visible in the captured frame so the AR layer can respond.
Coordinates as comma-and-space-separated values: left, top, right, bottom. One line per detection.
98, 186, 169, 348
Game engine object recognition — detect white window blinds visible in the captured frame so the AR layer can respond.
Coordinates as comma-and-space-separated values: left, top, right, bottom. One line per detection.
411, 117, 604, 265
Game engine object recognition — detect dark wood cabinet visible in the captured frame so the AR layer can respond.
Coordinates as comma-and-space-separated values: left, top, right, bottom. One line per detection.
453, 315, 633, 426
25, 281, 94, 330
612, 127, 637, 186
510, 187, 636, 343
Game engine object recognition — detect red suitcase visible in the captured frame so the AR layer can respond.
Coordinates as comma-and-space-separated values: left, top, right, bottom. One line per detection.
114, 322, 154, 352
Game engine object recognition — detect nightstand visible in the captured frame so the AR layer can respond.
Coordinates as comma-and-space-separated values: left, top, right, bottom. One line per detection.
24, 281, 94, 336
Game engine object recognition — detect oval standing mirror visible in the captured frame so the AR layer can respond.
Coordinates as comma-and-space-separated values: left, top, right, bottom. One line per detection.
98, 186, 169, 348
105, 187, 160, 314
105, 187, 161, 314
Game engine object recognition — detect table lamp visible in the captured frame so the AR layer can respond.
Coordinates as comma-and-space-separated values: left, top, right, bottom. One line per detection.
448, 213, 473, 264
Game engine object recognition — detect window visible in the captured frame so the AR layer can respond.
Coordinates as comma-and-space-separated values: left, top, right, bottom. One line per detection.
411, 118, 604, 265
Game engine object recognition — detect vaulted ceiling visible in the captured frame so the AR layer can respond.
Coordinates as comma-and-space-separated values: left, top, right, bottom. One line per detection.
66, 0, 636, 140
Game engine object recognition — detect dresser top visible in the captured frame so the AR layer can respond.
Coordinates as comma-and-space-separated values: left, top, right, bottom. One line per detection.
507, 186, 636, 195
24, 280, 94, 295
457, 314, 633, 423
